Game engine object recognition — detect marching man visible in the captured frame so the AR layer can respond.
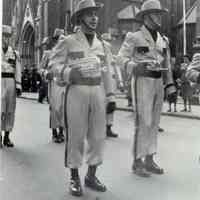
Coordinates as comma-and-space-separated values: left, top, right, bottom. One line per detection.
48, 0, 115, 196
101, 33, 123, 138
117, 0, 176, 177
39, 29, 65, 143
1, 25, 22, 148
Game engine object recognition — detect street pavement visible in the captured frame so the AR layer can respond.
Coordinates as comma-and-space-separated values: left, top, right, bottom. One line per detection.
0, 98, 200, 200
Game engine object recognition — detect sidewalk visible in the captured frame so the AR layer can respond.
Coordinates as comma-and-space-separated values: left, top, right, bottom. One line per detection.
116, 94, 200, 120
19, 92, 200, 120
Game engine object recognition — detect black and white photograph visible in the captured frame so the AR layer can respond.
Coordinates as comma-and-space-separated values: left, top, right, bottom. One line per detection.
1, 0, 200, 199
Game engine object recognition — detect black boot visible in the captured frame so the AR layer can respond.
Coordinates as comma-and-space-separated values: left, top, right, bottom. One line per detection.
158, 127, 164, 132
69, 168, 83, 196
145, 154, 164, 174
106, 125, 118, 138
57, 127, 64, 143
0, 133, 3, 148
85, 165, 106, 192
52, 129, 60, 143
132, 158, 151, 177
3, 131, 14, 147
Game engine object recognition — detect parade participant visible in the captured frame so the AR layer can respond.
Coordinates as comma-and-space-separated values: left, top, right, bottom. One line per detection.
48, 29, 65, 143
186, 53, 200, 84
38, 37, 49, 103
116, 0, 176, 177
101, 33, 122, 138
48, 0, 115, 196
39, 31, 65, 143
1, 25, 22, 148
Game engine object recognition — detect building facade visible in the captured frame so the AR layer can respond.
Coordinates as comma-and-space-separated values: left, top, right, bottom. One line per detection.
3, 0, 200, 69
3, 0, 72, 70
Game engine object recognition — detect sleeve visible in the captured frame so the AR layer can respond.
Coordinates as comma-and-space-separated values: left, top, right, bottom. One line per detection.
15, 52, 22, 90
162, 38, 175, 88
48, 38, 71, 83
101, 42, 115, 102
116, 32, 136, 71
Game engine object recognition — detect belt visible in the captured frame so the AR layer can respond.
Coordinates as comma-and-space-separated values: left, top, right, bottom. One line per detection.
133, 66, 162, 79
73, 77, 101, 86
2, 72, 15, 78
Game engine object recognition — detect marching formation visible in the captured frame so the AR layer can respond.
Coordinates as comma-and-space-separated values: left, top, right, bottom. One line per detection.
1, 0, 199, 198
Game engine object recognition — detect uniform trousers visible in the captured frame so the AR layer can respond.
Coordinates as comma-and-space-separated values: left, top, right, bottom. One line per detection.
49, 81, 65, 129
64, 85, 106, 168
1, 78, 16, 132
133, 76, 164, 160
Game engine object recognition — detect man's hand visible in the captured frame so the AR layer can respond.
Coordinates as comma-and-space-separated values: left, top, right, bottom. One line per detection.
106, 102, 116, 114
46, 71, 54, 81
69, 67, 83, 84
118, 81, 124, 92
16, 88, 22, 97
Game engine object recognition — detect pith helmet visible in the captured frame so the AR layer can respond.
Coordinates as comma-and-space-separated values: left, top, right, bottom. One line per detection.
3, 25, 12, 36
135, 0, 168, 21
53, 28, 64, 39
71, 0, 104, 25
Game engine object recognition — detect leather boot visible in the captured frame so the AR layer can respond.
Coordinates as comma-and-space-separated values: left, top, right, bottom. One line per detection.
3, 132, 14, 147
145, 155, 164, 174
158, 127, 164, 132
69, 168, 83, 196
85, 165, 107, 192
132, 158, 151, 177
106, 125, 118, 138
69, 177, 83, 196
0, 133, 3, 148
52, 129, 61, 143
57, 127, 64, 143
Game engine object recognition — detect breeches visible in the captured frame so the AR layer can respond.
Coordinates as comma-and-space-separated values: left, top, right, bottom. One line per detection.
1, 78, 16, 132
133, 77, 164, 159
49, 82, 65, 129
64, 85, 106, 168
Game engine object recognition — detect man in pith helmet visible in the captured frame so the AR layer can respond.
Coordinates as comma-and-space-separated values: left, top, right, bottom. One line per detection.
1, 25, 22, 148
117, 0, 176, 177
48, 0, 115, 196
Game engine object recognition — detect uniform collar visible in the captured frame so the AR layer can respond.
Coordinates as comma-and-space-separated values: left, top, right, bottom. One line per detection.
75, 28, 100, 49
141, 25, 157, 46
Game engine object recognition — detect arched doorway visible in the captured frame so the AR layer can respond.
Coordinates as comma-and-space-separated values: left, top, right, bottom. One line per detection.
20, 22, 35, 70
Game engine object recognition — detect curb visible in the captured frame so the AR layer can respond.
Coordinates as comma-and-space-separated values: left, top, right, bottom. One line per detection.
18, 96, 38, 101
116, 107, 200, 120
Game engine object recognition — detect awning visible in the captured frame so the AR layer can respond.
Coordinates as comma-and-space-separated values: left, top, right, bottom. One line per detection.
117, 5, 140, 20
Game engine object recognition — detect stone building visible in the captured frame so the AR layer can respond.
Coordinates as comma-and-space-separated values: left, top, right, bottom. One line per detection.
2, 0, 200, 69
3, 0, 71, 70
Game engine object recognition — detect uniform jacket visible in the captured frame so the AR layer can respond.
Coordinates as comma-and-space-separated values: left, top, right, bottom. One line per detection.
186, 53, 200, 83
2, 46, 21, 89
116, 25, 174, 87
48, 29, 114, 100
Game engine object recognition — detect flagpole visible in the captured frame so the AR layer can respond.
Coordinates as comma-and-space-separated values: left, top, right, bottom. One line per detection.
183, 0, 187, 55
